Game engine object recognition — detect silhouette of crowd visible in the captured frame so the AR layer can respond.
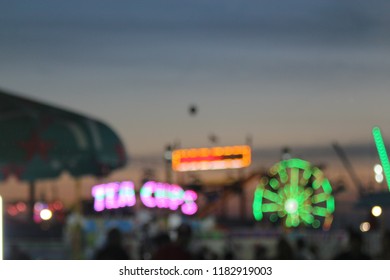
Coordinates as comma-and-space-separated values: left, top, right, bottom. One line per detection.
6, 224, 390, 260
86, 224, 390, 260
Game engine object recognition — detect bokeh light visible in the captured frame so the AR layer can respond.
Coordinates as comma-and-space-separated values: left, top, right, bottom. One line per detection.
360, 222, 371, 232
375, 174, 384, 183
374, 164, 383, 174
371, 206, 382, 217
372, 127, 390, 190
285, 199, 298, 214
253, 158, 335, 229
40, 209, 53, 221
374, 164, 384, 183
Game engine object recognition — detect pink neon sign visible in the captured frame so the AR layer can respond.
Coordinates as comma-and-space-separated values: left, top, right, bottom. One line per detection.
92, 181, 136, 212
91, 181, 198, 215
140, 181, 198, 215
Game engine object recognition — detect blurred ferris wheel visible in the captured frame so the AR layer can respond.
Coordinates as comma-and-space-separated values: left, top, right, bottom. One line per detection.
253, 158, 335, 230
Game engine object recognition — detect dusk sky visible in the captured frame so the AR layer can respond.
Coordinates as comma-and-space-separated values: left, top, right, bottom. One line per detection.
1, 0, 390, 197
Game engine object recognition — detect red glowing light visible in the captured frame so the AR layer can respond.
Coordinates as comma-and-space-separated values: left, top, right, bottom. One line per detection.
172, 145, 251, 171
16, 202, 27, 212
7, 206, 18, 217
52, 201, 63, 211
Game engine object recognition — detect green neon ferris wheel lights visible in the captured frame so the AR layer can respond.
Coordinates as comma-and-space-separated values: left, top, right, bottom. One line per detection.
253, 158, 335, 229
372, 127, 390, 191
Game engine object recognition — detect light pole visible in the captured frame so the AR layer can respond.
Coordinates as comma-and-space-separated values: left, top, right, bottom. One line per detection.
0, 195, 3, 260
164, 144, 173, 183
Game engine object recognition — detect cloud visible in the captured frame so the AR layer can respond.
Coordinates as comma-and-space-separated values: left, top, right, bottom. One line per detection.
1, 0, 390, 45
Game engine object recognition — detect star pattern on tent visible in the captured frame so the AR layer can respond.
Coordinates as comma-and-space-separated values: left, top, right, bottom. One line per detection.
1, 164, 25, 179
19, 132, 54, 161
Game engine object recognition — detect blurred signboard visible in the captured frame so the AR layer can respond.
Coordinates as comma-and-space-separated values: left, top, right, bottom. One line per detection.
91, 181, 198, 215
172, 145, 251, 171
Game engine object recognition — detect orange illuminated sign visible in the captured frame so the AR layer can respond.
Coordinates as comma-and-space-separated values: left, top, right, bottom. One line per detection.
172, 145, 251, 171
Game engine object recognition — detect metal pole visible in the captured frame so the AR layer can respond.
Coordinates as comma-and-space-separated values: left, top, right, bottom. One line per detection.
29, 181, 36, 222
240, 183, 246, 220
0, 195, 3, 260
164, 145, 172, 183
332, 142, 365, 195
71, 178, 83, 259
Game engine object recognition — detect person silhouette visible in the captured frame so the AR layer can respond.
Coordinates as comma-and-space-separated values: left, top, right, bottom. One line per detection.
334, 230, 371, 260
94, 228, 130, 260
376, 230, 390, 259
294, 238, 315, 260
7, 243, 31, 260
273, 237, 294, 260
152, 223, 193, 260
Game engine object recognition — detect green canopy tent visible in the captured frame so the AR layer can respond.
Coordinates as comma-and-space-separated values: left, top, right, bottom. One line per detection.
0, 88, 127, 218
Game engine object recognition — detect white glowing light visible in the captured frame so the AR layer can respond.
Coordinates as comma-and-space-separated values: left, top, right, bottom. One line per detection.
371, 206, 382, 217
284, 198, 298, 214
374, 164, 383, 174
40, 209, 53, 221
164, 151, 172, 161
360, 222, 371, 232
375, 174, 384, 183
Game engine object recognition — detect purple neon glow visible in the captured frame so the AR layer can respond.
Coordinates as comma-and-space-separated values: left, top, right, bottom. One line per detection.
140, 181, 156, 208
168, 185, 184, 211
92, 184, 106, 212
139, 181, 198, 215
105, 182, 119, 209
33, 202, 49, 223
117, 181, 136, 208
182, 190, 198, 215
91, 181, 136, 212
155, 182, 170, 208
91, 180, 198, 215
